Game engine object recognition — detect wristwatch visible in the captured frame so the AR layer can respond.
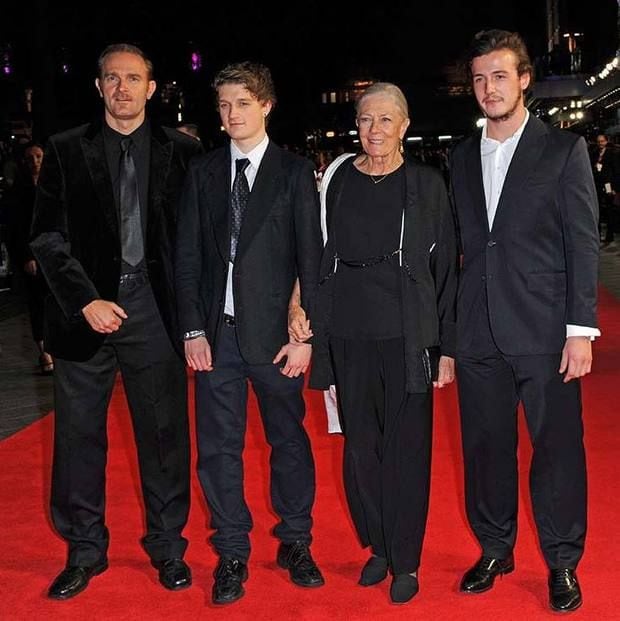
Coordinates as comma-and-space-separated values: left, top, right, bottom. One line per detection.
183, 329, 206, 341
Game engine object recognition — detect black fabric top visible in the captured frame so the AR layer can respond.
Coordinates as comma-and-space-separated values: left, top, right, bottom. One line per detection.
330, 162, 405, 339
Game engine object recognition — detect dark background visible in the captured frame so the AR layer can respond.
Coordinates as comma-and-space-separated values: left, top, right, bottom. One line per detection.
1, 0, 617, 145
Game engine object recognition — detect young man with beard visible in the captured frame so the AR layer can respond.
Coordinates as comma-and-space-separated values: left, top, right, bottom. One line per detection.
450, 30, 599, 613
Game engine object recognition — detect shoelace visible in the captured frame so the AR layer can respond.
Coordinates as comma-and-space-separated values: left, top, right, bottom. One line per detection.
550, 569, 575, 588
216, 559, 242, 579
287, 543, 315, 570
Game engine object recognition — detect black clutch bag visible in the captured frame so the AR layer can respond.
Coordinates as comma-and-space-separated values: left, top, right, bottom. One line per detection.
422, 346, 441, 384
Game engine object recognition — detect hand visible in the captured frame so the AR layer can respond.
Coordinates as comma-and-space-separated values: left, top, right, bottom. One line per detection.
433, 355, 455, 388
23, 259, 37, 276
273, 342, 311, 377
184, 336, 213, 372
82, 299, 127, 333
559, 336, 592, 382
288, 305, 313, 342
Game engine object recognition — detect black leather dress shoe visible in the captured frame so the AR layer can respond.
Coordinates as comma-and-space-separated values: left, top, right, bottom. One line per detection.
212, 557, 248, 605
549, 568, 582, 612
460, 554, 514, 593
151, 558, 192, 591
390, 573, 419, 604
48, 562, 109, 600
277, 541, 325, 587
358, 556, 389, 586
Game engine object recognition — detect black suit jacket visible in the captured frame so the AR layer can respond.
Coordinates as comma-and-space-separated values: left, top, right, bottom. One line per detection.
175, 140, 322, 364
30, 119, 203, 361
451, 115, 599, 355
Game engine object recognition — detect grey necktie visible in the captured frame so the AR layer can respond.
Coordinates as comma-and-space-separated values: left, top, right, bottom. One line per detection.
119, 137, 144, 267
230, 158, 250, 262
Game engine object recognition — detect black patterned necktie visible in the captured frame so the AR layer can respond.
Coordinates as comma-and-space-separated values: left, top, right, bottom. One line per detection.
119, 137, 144, 267
230, 158, 250, 262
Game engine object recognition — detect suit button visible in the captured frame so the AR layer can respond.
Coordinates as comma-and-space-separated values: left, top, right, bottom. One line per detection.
487, 240, 497, 247
481, 276, 486, 281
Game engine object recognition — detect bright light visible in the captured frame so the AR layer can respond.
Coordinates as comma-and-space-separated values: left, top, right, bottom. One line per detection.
406, 136, 423, 142
191, 52, 202, 72
548, 107, 559, 116
348, 130, 358, 136
576, 111, 584, 119
325, 131, 335, 138
438, 135, 452, 141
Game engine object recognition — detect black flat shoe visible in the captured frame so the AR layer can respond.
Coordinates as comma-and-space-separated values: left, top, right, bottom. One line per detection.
358, 556, 388, 586
549, 568, 582, 613
212, 557, 248, 605
151, 558, 192, 591
277, 541, 325, 587
460, 554, 514, 593
390, 573, 419, 604
48, 562, 108, 600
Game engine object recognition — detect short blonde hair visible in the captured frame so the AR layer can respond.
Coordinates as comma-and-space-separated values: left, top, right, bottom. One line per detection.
356, 82, 409, 119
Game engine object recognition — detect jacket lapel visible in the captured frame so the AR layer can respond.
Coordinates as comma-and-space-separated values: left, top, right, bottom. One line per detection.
147, 125, 173, 254
236, 141, 282, 261
464, 131, 489, 233
207, 150, 233, 262
491, 115, 548, 232
81, 122, 118, 239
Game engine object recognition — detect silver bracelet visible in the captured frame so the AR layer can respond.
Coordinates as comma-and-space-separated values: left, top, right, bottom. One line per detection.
183, 329, 206, 341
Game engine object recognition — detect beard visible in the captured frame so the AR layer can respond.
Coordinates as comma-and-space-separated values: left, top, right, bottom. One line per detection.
483, 89, 523, 122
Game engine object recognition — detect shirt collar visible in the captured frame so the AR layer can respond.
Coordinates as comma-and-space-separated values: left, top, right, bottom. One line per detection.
481, 109, 529, 150
104, 118, 149, 151
230, 134, 269, 170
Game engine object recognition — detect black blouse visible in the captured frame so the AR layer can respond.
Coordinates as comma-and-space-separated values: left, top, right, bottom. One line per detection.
330, 162, 405, 339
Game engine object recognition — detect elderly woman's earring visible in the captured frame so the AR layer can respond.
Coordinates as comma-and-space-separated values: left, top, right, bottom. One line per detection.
399, 139, 404, 154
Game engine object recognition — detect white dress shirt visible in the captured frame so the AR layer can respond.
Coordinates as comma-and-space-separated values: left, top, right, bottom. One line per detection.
480, 110, 529, 230
479, 112, 600, 340
224, 134, 270, 316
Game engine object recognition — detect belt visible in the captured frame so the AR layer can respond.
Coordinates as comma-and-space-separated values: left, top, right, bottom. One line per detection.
119, 272, 148, 285
223, 313, 236, 327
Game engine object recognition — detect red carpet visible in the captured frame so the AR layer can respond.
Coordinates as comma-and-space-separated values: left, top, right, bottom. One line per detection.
1, 288, 619, 620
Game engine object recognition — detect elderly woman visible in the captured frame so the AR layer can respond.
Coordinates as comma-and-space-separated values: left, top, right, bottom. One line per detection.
296, 82, 457, 603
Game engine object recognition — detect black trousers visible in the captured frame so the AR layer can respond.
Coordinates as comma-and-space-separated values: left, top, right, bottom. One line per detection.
600, 193, 618, 242
456, 302, 587, 569
195, 323, 315, 562
51, 278, 190, 566
12, 268, 47, 343
330, 337, 432, 575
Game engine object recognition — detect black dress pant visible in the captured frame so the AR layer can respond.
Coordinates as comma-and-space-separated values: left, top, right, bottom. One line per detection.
329, 337, 432, 575
456, 302, 587, 569
195, 323, 315, 562
51, 277, 190, 566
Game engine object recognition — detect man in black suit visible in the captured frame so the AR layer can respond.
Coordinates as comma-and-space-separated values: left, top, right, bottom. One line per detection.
175, 61, 323, 605
30, 43, 202, 600
450, 30, 599, 613
591, 133, 619, 243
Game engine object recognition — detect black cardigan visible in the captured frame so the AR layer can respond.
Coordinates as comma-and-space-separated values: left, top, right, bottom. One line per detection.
309, 156, 458, 393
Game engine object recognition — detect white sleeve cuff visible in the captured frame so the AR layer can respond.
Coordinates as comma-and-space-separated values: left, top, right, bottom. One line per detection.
566, 324, 601, 340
